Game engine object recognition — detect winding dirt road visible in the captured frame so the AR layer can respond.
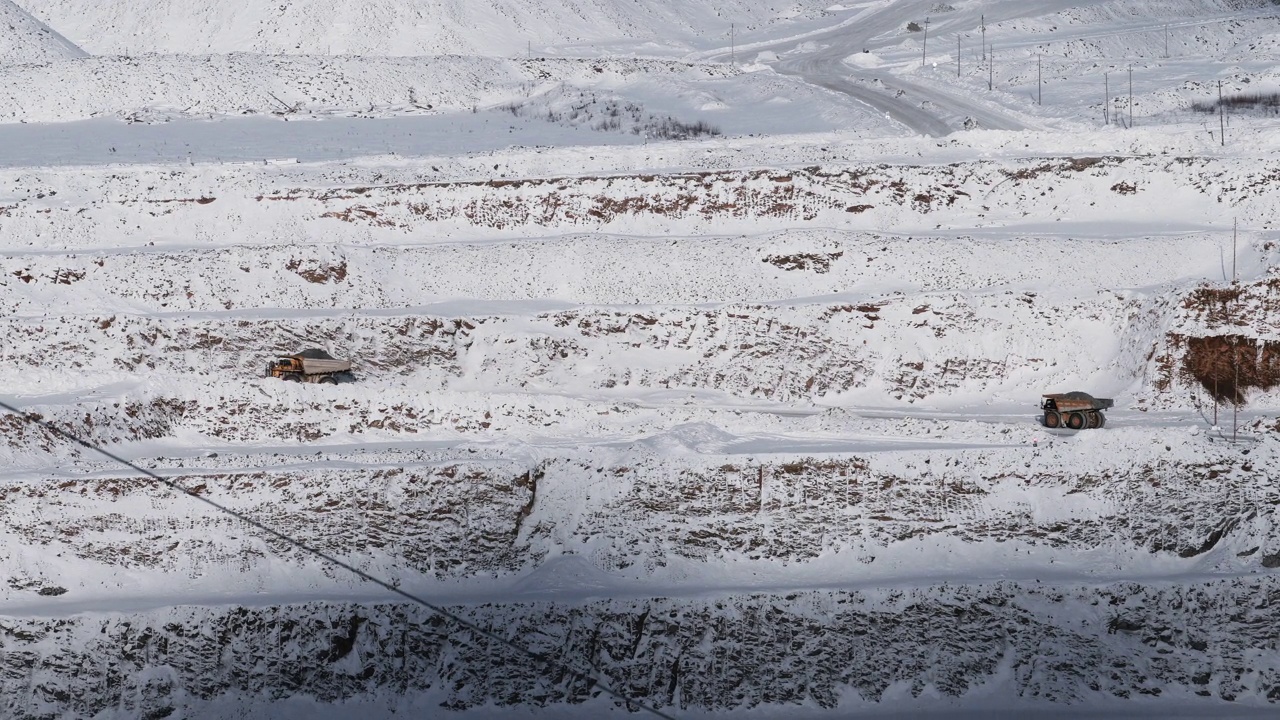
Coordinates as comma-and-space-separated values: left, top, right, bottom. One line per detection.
756, 0, 1099, 135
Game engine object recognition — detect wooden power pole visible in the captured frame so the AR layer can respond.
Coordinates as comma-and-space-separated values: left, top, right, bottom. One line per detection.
922, 17, 929, 66
1219, 79, 1226, 146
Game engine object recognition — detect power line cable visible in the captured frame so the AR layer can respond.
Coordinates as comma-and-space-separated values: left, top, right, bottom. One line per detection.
0, 398, 678, 720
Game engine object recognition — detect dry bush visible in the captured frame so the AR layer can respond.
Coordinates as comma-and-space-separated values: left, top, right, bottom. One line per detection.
1181, 334, 1280, 404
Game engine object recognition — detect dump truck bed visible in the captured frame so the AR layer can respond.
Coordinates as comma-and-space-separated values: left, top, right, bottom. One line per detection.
1042, 392, 1114, 412
297, 357, 352, 374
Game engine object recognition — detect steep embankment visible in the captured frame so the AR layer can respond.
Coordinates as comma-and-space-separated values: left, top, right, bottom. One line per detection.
6, 577, 1280, 718
4, 156, 1279, 244
4, 428, 1277, 597
0, 0, 85, 66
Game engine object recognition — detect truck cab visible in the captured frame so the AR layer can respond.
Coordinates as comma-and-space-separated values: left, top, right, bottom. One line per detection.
266, 356, 303, 380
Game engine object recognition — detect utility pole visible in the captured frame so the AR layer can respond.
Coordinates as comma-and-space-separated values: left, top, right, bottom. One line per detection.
922, 17, 929, 67
988, 44, 993, 90
1219, 79, 1226, 146
1037, 53, 1042, 105
1233, 337, 1239, 443
730, 22, 735, 64
1128, 65, 1133, 127
1229, 219, 1240, 442
957, 34, 961, 77
1164, 24, 1169, 58
981, 14, 986, 60
1104, 71, 1109, 125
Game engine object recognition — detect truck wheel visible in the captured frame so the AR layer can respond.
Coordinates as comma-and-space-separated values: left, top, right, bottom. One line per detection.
1087, 411, 1102, 429
1097, 412, 1107, 428
1043, 411, 1061, 428
319, 376, 338, 385
283, 374, 301, 382
1067, 412, 1086, 430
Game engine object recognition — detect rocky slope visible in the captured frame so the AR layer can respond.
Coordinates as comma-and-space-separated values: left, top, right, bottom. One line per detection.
5, 576, 1280, 719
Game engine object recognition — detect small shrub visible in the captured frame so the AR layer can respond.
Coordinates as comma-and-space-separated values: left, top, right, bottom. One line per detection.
1190, 91, 1280, 115
645, 118, 721, 140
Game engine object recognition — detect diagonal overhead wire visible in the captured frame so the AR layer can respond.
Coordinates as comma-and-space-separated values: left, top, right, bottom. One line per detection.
0, 398, 678, 720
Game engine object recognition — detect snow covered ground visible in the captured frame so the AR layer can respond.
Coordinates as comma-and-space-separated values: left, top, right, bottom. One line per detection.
0, 0, 83, 66
2, 0, 1280, 718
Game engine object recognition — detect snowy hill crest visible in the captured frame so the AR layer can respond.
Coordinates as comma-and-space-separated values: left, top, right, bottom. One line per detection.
0, 0, 85, 65
16, 0, 832, 56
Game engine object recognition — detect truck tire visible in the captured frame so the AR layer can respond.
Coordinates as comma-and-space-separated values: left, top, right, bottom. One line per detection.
319, 376, 338, 385
1087, 411, 1102, 429
1043, 411, 1061, 428
1066, 412, 1086, 430
283, 374, 301, 382
1097, 412, 1107, 428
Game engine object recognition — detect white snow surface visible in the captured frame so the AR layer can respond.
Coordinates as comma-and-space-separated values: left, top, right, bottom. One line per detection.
3, 0, 1280, 718
16, 0, 833, 56
0, 0, 84, 65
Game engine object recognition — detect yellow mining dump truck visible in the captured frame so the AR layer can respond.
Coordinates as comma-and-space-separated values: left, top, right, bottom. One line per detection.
265, 348, 352, 385
1040, 392, 1113, 430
